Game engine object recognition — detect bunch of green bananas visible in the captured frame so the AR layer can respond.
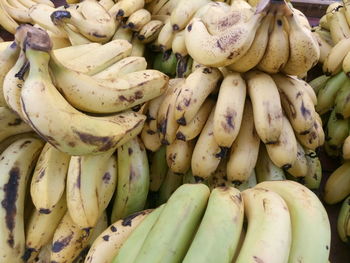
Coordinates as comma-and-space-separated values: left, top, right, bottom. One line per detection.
85, 182, 330, 263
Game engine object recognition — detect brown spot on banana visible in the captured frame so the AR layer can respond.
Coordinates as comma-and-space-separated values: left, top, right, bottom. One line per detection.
52, 234, 74, 253
39, 208, 51, 214
121, 211, 147, 227
102, 172, 111, 184
7, 118, 22, 126
102, 235, 109, 241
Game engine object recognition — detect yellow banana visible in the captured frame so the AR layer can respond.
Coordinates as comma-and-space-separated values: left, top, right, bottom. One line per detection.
138, 20, 164, 44
126, 8, 151, 31
166, 139, 195, 173
328, 6, 350, 44
140, 122, 162, 152
0, 0, 19, 34
109, 0, 145, 18
324, 37, 350, 75
287, 141, 308, 178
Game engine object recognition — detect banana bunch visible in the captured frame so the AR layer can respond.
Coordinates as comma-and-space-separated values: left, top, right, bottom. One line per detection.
84, 181, 330, 263
141, 67, 324, 194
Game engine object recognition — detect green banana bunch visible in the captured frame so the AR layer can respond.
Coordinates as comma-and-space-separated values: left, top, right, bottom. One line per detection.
337, 195, 350, 243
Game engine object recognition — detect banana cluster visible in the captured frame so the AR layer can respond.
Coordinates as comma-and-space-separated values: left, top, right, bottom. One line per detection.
85, 182, 330, 263
141, 66, 324, 194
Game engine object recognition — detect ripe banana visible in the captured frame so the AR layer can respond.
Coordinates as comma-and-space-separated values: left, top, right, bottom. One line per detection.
183, 187, 244, 263
30, 142, 70, 213
255, 144, 286, 183
312, 31, 332, 64
109, 0, 145, 18
213, 72, 246, 148
157, 169, 183, 205
133, 184, 210, 263
174, 67, 222, 125
23, 193, 67, 262
319, 14, 330, 30
85, 210, 152, 263
149, 145, 168, 191
191, 107, 224, 181
272, 74, 316, 134
113, 206, 164, 263
282, 7, 320, 76
257, 180, 331, 263
112, 24, 133, 41
140, 122, 162, 152
337, 195, 350, 242
138, 20, 164, 43
0, 137, 44, 262
265, 115, 298, 169
295, 116, 325, 150
0, 132, 38, 155
226, 99, 260, 183
172, 30, 188, 58
303, 149, 322, 190
130, 36, 145, 56
93, 56, 147, 80
323, 37, 350, 75
324, 161, 350, 204
20, 27, 146, 155
236, 187, 292, 263
328, 6, 350, 44
316, 71, 347, 114
227, 13, 272, 72
126, 8, 151, 31
245, 70, 283, 144
176, 98, 215, 141
0, 0, 19, 34
166, 139, 195, 173
287, 141, 308, 178
111, 137, 149, 222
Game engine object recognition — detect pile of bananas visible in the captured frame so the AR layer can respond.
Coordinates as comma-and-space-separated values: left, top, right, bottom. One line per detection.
86, 182, 330, 263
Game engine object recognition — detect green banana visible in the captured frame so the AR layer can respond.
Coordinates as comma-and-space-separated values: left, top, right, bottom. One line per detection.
113, 205, 165, 263
255, 144, 286, 183
111, 137, 149, 222
308, 75, 330, 95
334, 77, 350, 119
157, 169, 183, 205
149, 145, 168, 192
303, 149, 322, 190
183, 187, 244, 263
133, 184, 210, 263
153, 51, 178, 77
316, 71, 347, 114
337, 195, 350, 242
326, 108, 349, 149
182, 169, 196, 184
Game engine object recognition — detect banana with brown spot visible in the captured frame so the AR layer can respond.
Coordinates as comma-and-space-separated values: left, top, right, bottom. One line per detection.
166, 139, 195, 173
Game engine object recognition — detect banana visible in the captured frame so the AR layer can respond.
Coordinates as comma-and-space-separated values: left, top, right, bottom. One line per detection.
227, 12, 272, 72
112, 206, 165, 263
32, 0, 54, 7
0, 106, 32, 142
133, 184, 210, 263
292, 7, 311, 29
303, 149, 322, 190
313, 27, 334, 46
296, 114, 325, 150
7, 0, 27, 10
327, 108, 349, 150
281, 7, 320, 76
111, 137, 149, 222
55, 22, 93, 46
176, 55, 193, 78
265, 115, 298, 170
257, 180, 331, 263
0, 137, 44, 263
98, 0, 115, 10
156, 78, 184, 145
213, 73, 246, 148
312, 31, 332, 64
226, 99, 260, 183
301, 79, 318, 106
109, 0, 145, 18
153, 51, 178, 76
93, 56, 147, 80
67, 150, 114, 228
235, 187, 291, 263
23, 193, 67, 262
85, 210, 153, 263
324, 161, 350, 204
258, 12, 289, 73
149, 145, 168, 191
51, 3, 117, 43
155, 20, 173, 51
174, 67, 222, 125
337, 195, 350, 242
138, 20, 164, 43
324, 38, 350, 75
126, 8, 151, 31
3, 50, 28, 120
316, 71, 347, 114
0, 132, 38, 154
172, 30, 188, 58
206, 158, 229, 189
308, 74, 330, 94
0, 41, 20, 107
272, 74, 316, 134
328, 6, 350, 44
176, 98, 215, 141
191, 107, 225, 181
49, 212, 102, 263
146, 0, 169, 15
343, 135, 350, 160
334, 77, 350, 119
30, 142, 69, 213
2, 0, 32, 23
112, 24, 133, 41
184, 6, 266, 67
166, 139, 195, 173
0, 41, 12, 52
51, 49, 168, 113
140, 122, 162, 151
130, 36, 145, 56
319, 14, 330, 30
29, 4, 66, 38
170, 0, 210, 31
0, 1, 19, 34
236, 169, 257, 191
61, 39, 132, 75
287, 140, 308, 178
20, 28, 146, 156
157, 169, 183, 205
245, 70, 283, 144
183, 187, 244, 263
255, 144, 286, 183
182, 169, 197, 184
